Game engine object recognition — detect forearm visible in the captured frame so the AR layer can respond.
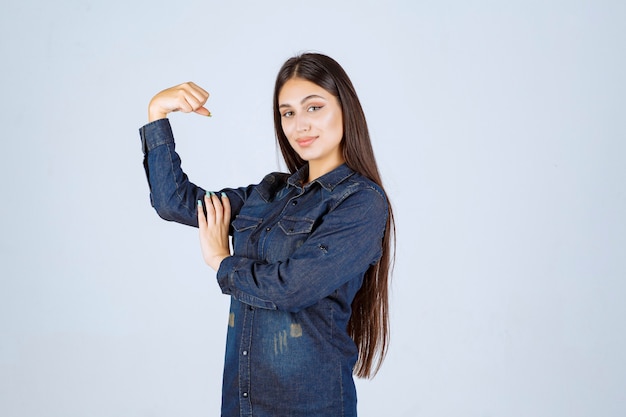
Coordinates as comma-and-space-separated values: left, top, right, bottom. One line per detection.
216, 189, 388, 312
139, 119, 205, 227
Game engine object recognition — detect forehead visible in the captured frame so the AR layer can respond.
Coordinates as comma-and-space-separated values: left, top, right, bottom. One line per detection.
278, 78, 331, 104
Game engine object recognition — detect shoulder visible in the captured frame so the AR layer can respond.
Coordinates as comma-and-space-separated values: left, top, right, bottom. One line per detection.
343, 172, 387, 203
259, 172, 291, 192
261, 171, 291, 185
332, 172, 389, 216
253, 171, 290, 201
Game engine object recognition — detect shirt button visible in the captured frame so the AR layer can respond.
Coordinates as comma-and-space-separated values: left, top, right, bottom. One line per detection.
292, 200, 298, 205
265, 227, 271, 232
242, 392, 249, 398
242, 350, 248, 356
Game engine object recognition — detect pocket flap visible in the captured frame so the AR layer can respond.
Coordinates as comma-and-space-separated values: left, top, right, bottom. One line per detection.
232, 215, 262, 232
278, 217, 314, 235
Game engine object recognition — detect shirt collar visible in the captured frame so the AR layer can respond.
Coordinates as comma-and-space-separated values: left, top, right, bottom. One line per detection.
287, 163, 355, 192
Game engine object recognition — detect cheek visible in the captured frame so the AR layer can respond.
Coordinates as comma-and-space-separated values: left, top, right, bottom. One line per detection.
324, 112, 343, 139
334, 118, 344, 138
281, 119, 294, 139
335, 112, 344, 134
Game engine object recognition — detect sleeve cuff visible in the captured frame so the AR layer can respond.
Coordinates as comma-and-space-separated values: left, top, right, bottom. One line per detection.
216, 256, 277, 310
139, 118, 174, 155
216, 255, 242, 292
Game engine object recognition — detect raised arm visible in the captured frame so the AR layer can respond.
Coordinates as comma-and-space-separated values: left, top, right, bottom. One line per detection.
140, 82, 250, 227
139, 118, 197, 226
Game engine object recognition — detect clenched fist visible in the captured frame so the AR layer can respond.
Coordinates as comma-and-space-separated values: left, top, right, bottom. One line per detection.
148, 82, 211, 122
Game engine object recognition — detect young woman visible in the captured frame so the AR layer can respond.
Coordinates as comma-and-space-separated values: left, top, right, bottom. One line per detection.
139, 53, 394, 416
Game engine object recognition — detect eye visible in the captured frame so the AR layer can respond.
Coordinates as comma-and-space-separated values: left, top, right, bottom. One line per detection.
282, 110, 294, 118
307, 105, 323, 112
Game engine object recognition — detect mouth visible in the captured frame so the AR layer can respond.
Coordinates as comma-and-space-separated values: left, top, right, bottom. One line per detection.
296, 136, 317, 147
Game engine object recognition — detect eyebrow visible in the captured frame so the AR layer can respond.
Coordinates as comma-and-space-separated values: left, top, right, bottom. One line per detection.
278, 94, 326, 108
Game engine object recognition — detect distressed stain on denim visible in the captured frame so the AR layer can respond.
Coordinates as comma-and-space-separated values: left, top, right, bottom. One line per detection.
274, 330, 288, 354
290, 323, 303, 338
273, 324, 303, 355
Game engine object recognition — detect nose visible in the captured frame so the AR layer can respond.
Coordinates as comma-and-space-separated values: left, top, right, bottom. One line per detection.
295, 114, 310, 132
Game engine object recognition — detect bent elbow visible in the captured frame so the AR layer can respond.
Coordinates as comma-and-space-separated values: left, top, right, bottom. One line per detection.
153, 204, 177, 222
151, 194, 175, 221
150, 194, 197, 226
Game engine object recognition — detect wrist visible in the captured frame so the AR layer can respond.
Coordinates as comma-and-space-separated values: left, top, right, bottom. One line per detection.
208, 254, 230, 272
148, 110, 168, 123
148, 100, 168, 122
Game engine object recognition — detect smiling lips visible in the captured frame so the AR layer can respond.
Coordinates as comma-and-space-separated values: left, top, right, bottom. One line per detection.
296, 136, 317, 147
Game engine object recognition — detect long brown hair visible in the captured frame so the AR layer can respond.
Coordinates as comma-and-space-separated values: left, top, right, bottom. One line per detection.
273, 53, 395, 378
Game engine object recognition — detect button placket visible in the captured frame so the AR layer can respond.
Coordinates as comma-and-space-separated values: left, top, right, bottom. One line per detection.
238, 303, 254, 413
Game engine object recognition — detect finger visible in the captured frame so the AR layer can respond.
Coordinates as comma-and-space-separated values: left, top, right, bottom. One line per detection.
204, 192, 216, 224
210, 192, 224, 224
184, 96, 210, 116
221, 192, 231, 226
176, 87, 206, 113
182, 95, 201, 113
180, 82, 209, 112
194, 106, 212, 117
197, 199, 207, 228
186, 82, 210, 104
182, 81, 209, 98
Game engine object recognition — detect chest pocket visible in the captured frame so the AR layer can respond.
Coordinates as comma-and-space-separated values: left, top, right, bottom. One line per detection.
278, 217, 314, 235
267, 217, 315, 261
232, 215, 263, 257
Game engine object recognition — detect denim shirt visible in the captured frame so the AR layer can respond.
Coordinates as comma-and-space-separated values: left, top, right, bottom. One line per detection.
140, 119, 388, 417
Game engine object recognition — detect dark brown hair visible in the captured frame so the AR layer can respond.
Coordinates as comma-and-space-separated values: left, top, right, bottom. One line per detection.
273, 52, 395, 378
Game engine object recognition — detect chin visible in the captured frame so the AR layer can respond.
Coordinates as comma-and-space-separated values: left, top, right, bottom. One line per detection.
295, 152, 314, 162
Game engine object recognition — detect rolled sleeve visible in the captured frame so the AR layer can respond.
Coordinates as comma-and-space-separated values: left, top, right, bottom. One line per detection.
139, 118, 175, 154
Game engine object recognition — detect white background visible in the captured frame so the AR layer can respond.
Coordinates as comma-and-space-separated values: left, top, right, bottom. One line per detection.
1, 1, 625, 416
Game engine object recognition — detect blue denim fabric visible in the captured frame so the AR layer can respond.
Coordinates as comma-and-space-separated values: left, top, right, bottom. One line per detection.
140, 119, 388, 417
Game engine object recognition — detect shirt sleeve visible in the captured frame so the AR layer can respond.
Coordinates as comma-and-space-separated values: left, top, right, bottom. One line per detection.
216, 186, 388, 312
139, 118, 247, 227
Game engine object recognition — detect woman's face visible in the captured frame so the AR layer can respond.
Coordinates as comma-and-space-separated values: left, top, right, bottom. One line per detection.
278, 77, 344, 175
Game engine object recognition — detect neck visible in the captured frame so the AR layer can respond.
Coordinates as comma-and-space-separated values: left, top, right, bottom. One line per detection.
307, 158, 345, 183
